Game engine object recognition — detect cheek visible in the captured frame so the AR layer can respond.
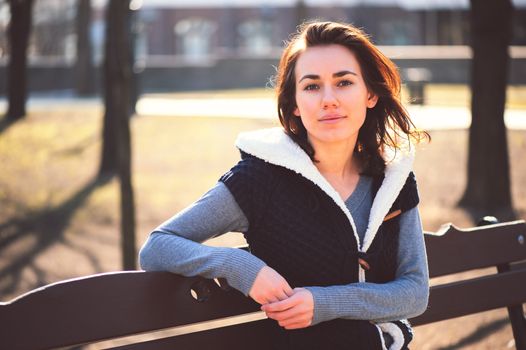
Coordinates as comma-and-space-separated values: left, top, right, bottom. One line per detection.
348, 91, 371, 113
295, 92, 318, 113
293, 91, 301, 116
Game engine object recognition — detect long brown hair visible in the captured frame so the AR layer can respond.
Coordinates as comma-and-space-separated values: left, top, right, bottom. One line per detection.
275, 21, 429, 176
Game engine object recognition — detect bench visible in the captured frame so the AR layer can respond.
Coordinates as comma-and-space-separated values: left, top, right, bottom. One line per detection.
1, 220, 525, 350
403, 67, 432, 105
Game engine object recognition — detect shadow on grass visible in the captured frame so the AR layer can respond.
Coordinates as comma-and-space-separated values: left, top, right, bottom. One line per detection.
0, 117, 16, 134
436, 317, 510, 350
52, 134, 98, 157
0, 174, 114, 300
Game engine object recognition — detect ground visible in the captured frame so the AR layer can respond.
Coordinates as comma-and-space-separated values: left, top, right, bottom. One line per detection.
0, 87, 525, 349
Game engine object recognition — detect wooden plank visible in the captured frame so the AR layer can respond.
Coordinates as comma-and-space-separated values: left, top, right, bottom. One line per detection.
410, 268, 526, 326
110, 319, 277, 350
0, 271, 260, 350
424, 220, 526, 278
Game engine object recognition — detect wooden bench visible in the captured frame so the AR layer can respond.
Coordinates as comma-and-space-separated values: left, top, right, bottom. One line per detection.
1, 220, 525, 350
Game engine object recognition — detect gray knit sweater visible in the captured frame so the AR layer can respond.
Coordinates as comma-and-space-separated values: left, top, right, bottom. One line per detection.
139, 176, 429, 325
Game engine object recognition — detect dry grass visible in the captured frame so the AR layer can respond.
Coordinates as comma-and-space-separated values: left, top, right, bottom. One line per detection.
0, 97, 525, 349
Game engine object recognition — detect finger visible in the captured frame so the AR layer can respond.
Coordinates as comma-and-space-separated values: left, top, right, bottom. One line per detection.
256, 288, 289, 305
261, 296, 298, 313
283, 283, 294, 297
278, 289, 292, 300
255, 292, 280, 305
283, 321, 311, 330
265, 307, 300, 321
264, 295, 280, 304
264, 299, 306, 320
266, 285, 291, 303
292, 287, 306, 294
267, 300, 313, 322
277, 314, 311, 328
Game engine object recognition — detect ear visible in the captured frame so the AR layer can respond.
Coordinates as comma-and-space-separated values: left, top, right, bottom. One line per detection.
293, 107, 301, 117
367, 93, 378, 109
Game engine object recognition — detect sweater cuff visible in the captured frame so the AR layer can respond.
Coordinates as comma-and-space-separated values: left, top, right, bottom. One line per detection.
305, 285, 359, 325
305, 286, 334, 325
222, 248, 266, 296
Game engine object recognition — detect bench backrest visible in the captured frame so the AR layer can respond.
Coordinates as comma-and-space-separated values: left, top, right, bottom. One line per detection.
412, 220, 526, 326
1, 220, 525, 350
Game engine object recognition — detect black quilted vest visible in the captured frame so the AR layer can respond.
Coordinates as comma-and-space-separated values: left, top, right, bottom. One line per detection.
220, 152, 419, 350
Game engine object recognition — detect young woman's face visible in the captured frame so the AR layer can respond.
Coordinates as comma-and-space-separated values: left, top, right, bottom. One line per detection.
293, 44, 378, 147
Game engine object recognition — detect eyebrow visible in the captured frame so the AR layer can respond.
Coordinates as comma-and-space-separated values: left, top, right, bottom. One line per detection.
298, 70, 358, 83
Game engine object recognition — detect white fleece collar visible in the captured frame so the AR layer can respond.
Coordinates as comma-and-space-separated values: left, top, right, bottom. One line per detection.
235, 127, 414, 254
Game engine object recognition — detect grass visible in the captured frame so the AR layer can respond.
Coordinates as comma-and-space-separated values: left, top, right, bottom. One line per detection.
0, 88, 525, 348
414, 84, 526, 109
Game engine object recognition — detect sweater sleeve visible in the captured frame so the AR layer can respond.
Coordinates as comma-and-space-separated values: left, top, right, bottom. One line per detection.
305, 207, 429, 324
138, 181, 267, 296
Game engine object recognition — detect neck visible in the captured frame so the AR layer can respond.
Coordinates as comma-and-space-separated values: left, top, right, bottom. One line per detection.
310, 137, 359, 180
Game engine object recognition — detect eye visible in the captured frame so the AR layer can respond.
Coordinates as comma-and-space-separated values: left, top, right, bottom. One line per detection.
303, 84, 319, 91
337, 80, 353, 87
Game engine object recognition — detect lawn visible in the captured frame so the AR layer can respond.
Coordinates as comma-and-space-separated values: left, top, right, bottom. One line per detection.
0, 88, 525, 348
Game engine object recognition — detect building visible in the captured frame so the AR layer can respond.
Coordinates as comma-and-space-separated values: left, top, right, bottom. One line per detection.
0, 0, 525, 94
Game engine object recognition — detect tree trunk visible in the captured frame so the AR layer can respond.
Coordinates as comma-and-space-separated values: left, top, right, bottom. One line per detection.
75, 0, 95, 96
6, 0, 33, 121
98, 110, 118, 176
104, 0, 136, 270
98, 2, 118, 177
460, 0, 514, 217
295, 0, 308, 27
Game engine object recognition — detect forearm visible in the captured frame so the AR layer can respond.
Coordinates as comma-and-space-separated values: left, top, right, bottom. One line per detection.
306, 275, 428, 324
138, 181, 267, 295
139, 232, 266, 295
305, 207, 429, 324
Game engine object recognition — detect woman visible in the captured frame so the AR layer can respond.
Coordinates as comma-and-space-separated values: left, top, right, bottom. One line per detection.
139, 21, 430, 350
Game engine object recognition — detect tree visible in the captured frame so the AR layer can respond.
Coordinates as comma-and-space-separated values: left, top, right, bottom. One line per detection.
295, 0, 308, 27
102, 0, 136, 269
99, 1, 139, 177
75, 0, 95, 96
460, 0, 514, 218
98, 4, 118, 177
5, 0, 34, 121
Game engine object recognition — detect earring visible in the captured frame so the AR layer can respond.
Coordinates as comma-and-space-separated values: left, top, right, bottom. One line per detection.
290, 119, 298, 134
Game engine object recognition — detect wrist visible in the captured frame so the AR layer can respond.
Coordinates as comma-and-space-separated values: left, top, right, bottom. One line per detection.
224, 248, 267, 295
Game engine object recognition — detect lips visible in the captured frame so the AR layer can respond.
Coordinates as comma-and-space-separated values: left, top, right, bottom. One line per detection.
319, 114, 347, 122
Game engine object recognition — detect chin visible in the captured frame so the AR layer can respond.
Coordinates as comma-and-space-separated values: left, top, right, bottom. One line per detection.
310, 130, 357, 144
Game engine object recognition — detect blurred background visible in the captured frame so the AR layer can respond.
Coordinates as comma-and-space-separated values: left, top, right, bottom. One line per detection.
0, 0, 525, 348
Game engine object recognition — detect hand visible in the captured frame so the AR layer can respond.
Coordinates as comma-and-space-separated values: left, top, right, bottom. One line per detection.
249, 266, 293, 305
261, 288, 314, 330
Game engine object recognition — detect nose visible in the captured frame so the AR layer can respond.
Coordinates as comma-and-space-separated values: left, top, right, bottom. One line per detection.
322, 86, 339, 109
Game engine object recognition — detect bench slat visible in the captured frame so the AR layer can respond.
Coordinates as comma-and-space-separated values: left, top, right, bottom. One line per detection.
424, 221, 526, 278
411, 268, 526, 326
110, 319, 276, 350
0, 271, 260, 350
